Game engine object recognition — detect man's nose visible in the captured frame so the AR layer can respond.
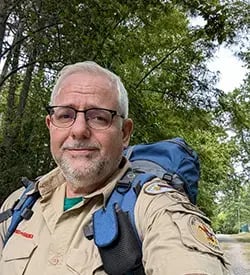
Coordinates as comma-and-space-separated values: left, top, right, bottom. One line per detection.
70, 113, 91, 139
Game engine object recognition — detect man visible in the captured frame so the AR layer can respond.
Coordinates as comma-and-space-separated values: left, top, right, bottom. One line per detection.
0, 61, 230, 274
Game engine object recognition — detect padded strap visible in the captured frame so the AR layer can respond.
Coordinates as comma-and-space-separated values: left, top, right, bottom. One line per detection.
93, 172, 156, 248
14, 178, 37, 211
93, 203, 119, 247
4, 180, 40, 246
121, 173, 156, 228
0, 178, 38, 224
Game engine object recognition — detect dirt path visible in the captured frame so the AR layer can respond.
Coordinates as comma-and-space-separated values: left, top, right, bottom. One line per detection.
217, 234, 250, 275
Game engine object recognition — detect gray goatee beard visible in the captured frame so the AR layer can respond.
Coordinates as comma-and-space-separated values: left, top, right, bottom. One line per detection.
56, 154, 122, 193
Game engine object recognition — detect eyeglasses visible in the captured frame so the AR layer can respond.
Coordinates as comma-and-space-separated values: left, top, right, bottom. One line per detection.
46, 106, 124, 130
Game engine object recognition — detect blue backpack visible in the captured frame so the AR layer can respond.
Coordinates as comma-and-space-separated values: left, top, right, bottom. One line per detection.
89, 137, 200, 274
0, 137, 200, 274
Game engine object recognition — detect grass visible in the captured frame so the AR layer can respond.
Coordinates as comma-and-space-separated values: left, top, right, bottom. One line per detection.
243, 243, 250, 260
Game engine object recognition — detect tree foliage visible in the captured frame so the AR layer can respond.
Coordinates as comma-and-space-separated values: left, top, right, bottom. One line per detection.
213, 72, 250, 232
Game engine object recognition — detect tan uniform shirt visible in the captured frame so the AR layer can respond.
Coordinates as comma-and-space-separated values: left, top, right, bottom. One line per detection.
0, 160, 230, 275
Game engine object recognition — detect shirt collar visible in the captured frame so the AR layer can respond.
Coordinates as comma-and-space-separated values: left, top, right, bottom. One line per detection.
38, 167, 66, 197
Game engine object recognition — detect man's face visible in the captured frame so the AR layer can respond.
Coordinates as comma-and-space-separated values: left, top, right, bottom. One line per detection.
46, 72, 133, 194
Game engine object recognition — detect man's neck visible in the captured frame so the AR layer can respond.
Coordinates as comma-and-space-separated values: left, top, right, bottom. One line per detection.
66, 184, 88, 198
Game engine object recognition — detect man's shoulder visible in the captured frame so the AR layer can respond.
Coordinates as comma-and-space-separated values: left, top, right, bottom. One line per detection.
0, 168, 59, 212
136, 178, 208, 220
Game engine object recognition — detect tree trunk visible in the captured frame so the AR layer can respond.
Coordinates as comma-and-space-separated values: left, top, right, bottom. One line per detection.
3, 20, 24, 144
0, 0, 8, 58
17, 48, 37, 118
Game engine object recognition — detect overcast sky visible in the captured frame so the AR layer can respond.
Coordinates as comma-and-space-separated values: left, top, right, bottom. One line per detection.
190, 16, 248, 94
208, 46, 248, 93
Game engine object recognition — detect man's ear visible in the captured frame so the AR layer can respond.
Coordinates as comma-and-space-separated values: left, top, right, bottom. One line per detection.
122, 118, 133, 148
45, 115, 51, 129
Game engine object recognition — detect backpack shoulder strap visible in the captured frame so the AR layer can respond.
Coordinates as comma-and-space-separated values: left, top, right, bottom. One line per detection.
0, 177, 36, 223
2, 177, 40, 246
93, 171, 155, 247
92, 169, 155, 275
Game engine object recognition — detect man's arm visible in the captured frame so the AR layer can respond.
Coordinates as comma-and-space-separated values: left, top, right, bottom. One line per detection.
135, 180, 231, 275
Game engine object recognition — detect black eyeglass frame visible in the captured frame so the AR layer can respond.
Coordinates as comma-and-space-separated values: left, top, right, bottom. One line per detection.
46, 105, 124, 129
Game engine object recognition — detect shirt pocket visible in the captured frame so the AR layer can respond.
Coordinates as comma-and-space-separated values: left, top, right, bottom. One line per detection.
66, 248, 105, 275
1, 233, 37, 275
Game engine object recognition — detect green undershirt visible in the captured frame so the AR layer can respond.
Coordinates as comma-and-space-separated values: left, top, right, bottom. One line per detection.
64, 197, 83, 211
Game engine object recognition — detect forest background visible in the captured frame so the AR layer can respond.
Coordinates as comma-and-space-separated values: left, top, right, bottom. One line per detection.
0, 0, 249, 233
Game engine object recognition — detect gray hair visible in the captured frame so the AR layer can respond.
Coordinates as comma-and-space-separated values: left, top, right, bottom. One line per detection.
50, 61, 129, 118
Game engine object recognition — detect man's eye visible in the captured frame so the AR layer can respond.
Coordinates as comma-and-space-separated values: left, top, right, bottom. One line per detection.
56, 112, 73, 120
93, 115, 107, 121
62, 114, 71, 118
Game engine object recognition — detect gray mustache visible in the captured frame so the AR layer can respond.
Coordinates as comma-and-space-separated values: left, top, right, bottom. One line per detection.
62, 142, 100, 150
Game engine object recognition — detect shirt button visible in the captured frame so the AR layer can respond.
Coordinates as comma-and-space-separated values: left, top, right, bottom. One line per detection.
50, 256, 59, 265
